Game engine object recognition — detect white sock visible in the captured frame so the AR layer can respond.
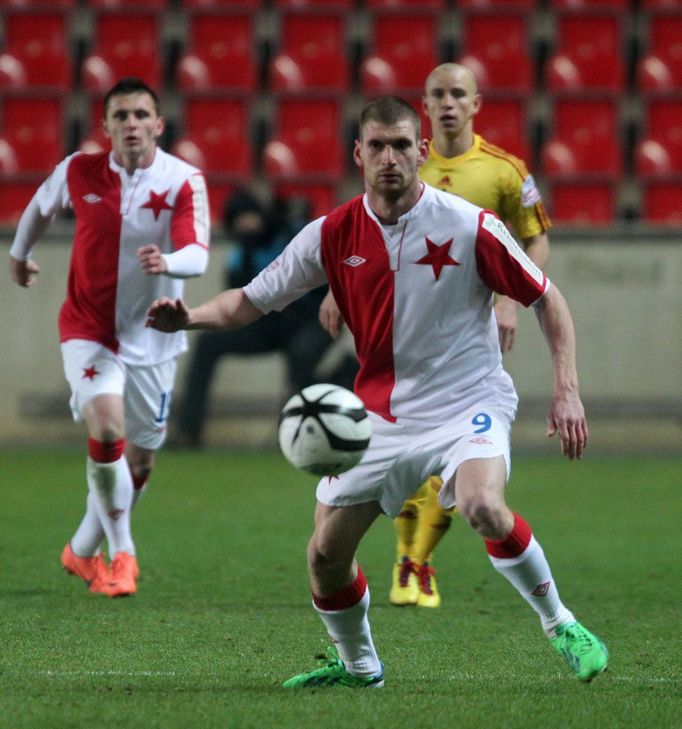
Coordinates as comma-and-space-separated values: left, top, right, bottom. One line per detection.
489, 536, 574, 636
86, 455, 135, 557
70, 492, 105, 557
314, 588, 382, 677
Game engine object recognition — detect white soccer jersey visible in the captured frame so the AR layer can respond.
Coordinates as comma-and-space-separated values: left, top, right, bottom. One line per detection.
244, 183, 550, 424
33, 148, 210, 365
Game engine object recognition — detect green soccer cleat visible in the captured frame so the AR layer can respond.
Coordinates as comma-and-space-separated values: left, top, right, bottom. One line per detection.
283, 645, 384, 689
550, 621, 609, 682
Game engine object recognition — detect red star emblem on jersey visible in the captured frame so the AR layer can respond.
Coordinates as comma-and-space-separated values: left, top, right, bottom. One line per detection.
415, 237, 459, 280
82, 365, 100, 380
437, 175, 452, 187
141, 189, 173, 220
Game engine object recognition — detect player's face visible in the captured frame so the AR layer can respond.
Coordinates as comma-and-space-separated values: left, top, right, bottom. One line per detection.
354, 119, 428, 201
423, 67, 481, 138
103, 92, 164, 170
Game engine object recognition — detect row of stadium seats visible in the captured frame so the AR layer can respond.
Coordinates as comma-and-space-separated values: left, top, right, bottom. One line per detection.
0, 1, 678, 8
0, 2, 680, 225
1, 91, 679, 225
1, 6, 680, 94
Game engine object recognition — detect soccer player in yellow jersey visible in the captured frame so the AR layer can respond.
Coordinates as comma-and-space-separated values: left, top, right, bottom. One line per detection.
318, 63, 551, 608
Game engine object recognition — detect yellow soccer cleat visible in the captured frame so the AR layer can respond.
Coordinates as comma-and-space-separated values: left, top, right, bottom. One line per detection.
389, 556, 419, 606
416, 562, 441, 608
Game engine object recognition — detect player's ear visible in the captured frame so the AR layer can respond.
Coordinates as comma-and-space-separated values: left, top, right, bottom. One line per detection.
353, 139, 363, 169
154, 116, 166, 140
471, 93, 482, 117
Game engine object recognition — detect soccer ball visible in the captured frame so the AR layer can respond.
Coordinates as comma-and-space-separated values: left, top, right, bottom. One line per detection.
278, 384, 372, 476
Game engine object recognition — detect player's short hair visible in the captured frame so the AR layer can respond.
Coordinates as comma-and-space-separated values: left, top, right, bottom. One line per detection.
103, 78, 160, 116
359, 96, 420, 141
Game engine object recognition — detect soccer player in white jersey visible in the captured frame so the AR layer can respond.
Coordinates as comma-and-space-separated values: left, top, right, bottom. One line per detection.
146, 96, 608, 683
9, 78, 210, 597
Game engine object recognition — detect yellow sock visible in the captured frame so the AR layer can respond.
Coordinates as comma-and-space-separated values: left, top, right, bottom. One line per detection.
414, 476, 454, 564
393, 482, 430, 562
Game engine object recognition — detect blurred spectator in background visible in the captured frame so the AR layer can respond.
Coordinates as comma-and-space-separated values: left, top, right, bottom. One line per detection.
171, 187, 356, 449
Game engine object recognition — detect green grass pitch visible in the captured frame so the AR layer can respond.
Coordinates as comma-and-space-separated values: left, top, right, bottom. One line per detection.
0, 448, 680, 729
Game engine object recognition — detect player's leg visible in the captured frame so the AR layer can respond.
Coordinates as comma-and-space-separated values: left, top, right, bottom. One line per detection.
452, 456, 608, 681
411, 475, 454, 608
389, 489, 423, 606
284, 500, 385, 688
97, 358, 176, 597
60, 341, 132, 593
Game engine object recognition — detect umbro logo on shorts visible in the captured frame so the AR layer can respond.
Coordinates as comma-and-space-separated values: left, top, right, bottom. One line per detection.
83, 193, 102, 204
343, 256, 366, 267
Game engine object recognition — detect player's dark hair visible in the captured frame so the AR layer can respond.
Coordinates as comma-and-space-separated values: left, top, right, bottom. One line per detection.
103, 77, 160, 116
359, 96, 420, 140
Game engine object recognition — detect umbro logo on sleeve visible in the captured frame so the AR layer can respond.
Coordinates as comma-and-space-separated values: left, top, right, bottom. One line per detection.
83, 193, 102, 204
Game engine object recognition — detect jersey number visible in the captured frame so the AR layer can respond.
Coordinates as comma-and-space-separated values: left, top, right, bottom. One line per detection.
155, 391, 171, 424
472, 412, 492, 433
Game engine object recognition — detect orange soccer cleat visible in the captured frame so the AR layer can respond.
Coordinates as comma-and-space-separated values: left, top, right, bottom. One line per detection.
61, 542, 108, 590
94, 551, 138, 598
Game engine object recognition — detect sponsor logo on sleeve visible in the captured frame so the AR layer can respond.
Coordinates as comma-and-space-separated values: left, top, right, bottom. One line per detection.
521, 175, 542, 208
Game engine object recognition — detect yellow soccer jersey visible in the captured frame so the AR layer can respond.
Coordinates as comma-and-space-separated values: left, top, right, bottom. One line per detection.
420, 134, 551, 240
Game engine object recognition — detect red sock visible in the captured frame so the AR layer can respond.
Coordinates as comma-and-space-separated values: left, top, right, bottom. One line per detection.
313, 567, 367, 611
87, 437, 125, 463
485, 513, 532, 559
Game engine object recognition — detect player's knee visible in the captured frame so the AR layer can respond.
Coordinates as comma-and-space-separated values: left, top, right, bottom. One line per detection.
458, 497, 507, 535
306, 539, 346, 579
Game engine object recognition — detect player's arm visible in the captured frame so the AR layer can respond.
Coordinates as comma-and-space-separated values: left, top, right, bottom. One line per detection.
9, 197, 52, 287
137, 243, 209, 278
319, 288, 345, 339
533, 284, 588, 461
146, 287, 262, 333
495, 232, 549, 353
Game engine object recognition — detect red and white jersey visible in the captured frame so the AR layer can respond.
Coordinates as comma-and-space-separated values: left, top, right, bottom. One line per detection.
34, 148, 210, 365
244, 183, 550, 423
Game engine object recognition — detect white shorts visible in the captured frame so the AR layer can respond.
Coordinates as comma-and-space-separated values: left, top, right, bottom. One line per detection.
316, 405, 513, 518
61, 339, 177, 450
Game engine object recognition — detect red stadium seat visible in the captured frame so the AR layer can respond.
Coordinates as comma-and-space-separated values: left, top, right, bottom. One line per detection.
177, 12, 258, 92
549, 0, 629, 7
457, 11, 533, 93
635, 97, 682, 176
541, 97, 622, 177
0, 0, 75, 6
81, 12, 162, 92
545, 11, 625, 93
475, 96, 529, 161
172, 96, 253, 176
457, 0, 533, 7
548, 181, 617, 224
365, 0, 445, 8
263, 97, 345, 179
0, 178, 39, 224
360, 12, 440, 94
0, 11, 72, 90
180, 0, 260, 7
86, 0, 169, 7
0, 93, 64, 172
268, 12, 350, 92
273, 0, 354, 8
636, 12, 682, 93
640, 181, 682, 224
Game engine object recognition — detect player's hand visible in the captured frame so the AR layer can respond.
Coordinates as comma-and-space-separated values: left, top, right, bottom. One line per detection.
546, 390, 588, 460
10, 256, 40, 288
146, 297, 190, 332
494, 296, 518, 354
319, 289, 345, 339
137, 244, 167, 275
